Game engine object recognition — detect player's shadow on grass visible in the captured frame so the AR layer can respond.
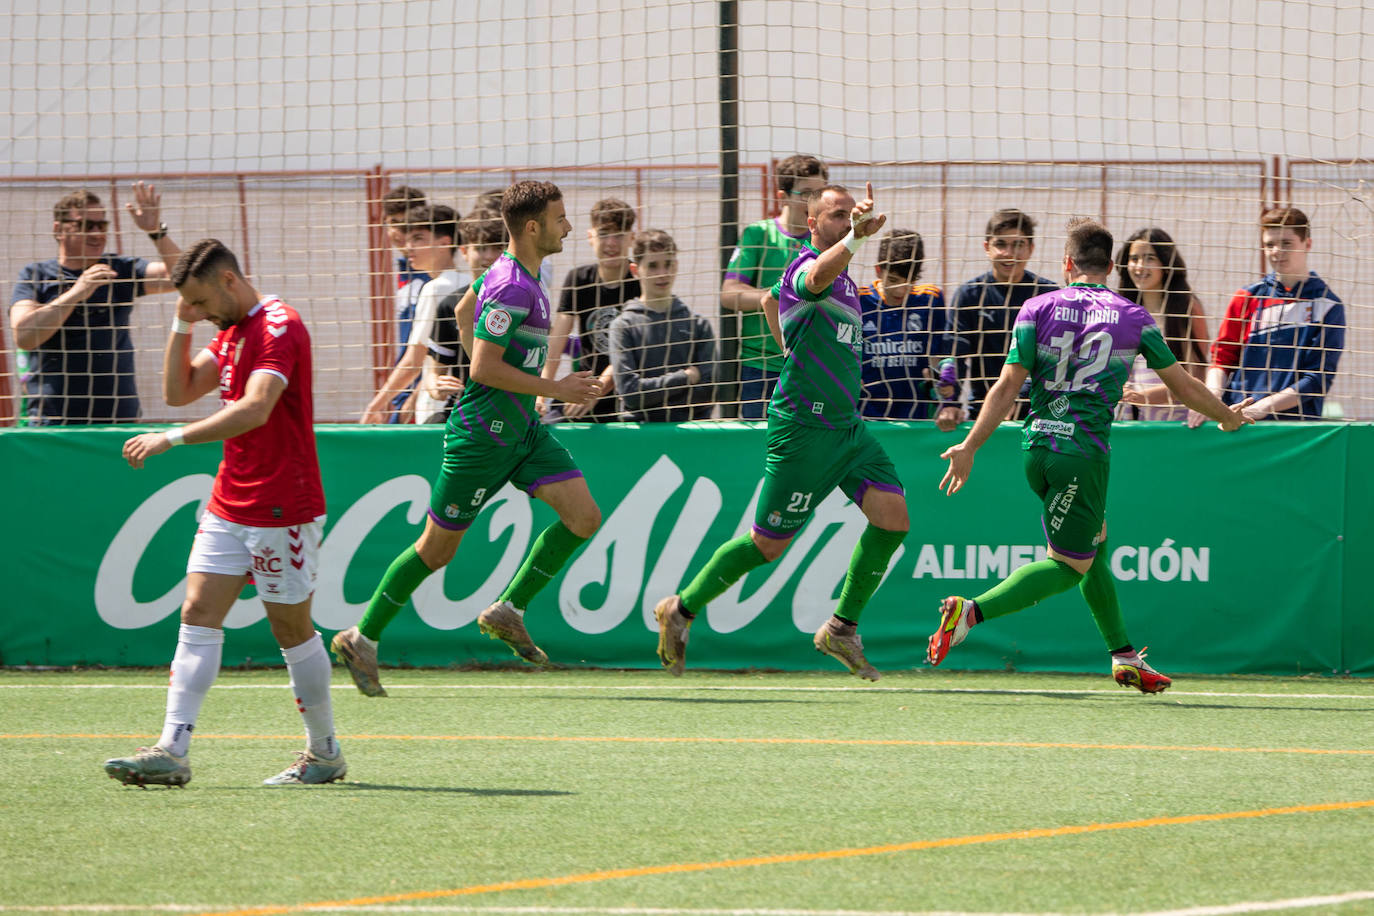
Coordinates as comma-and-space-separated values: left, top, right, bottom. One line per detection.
541, 695, 816, 705
333, 783, 576, 796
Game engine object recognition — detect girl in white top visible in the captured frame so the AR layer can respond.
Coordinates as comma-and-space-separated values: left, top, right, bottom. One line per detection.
1114, 228, 1211, 421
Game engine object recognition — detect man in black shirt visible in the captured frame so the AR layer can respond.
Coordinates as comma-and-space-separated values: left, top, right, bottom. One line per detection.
944, 209, 1058, 420
540, 198, 640, 422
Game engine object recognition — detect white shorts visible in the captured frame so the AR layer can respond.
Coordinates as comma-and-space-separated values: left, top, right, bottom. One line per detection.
187, 510, 325, 605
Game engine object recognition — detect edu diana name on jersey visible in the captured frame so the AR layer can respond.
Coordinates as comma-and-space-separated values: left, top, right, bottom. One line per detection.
1053, 305, 1120, 324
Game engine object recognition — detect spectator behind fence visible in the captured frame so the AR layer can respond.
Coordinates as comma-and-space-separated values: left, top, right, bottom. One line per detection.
857, 229, 959, 429
609, 230, 716, 422
362, 203, 472, 424
1202, 207, 1345, 423
10, 183, 182, 425
360, 185, 432, 423
542, 198, 640, 422
419, 208, 508, 424
946, 208, 1058, 421
1114, 228, 1211, 422
722, 154, 829, 418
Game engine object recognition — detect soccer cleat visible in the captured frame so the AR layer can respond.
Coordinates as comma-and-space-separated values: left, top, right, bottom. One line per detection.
813, 616, 881, 681
1112, 648, 1172, 694
477, 601, 550, 667
330, 626, 387, 697
653, 594, 693, 676
926, 596, 972, 666
263, 749, 348, 786
103, 746, 191, 788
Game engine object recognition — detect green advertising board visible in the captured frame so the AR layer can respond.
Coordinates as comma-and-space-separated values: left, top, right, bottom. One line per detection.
1, 422, 1368, 676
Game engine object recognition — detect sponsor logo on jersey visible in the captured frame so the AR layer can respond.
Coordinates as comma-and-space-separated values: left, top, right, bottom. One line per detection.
1050, 395, 1070, 418
522, 345, 547, 369
1030, 418, 1075, 437
484, 307, 512, 336
836, 323, 856, 344
490, 420, 504, 434
811, 402, 824, 413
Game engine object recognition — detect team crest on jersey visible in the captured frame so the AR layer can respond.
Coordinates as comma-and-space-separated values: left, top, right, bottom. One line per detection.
445, 503, 461, 519
1050, 395, 1070, 418
484, 307, 512, 336
767, 511, 782, 527
906, 312, 925, 332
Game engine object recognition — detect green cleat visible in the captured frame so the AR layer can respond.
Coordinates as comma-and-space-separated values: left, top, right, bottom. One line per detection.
813, 616, 881, 681
331, 626, 387, 697
104, 746, 191, 788
263, 750, 348, 786
477, 601, 549, 666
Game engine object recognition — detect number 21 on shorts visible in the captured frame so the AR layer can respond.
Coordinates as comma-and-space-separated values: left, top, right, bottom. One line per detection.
788, 491, 813, 512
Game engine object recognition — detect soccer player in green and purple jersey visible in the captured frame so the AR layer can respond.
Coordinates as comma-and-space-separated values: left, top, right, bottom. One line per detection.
927, 218, 1253, 693
653, 183, 909, 681
331, 181, 603, 696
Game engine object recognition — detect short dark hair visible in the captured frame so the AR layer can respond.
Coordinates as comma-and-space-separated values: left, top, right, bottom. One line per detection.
474, 188, 505, 211
171, 238, 243, 288
502, 181, 563, 235
53, 190, 101, 222
776, 155, 829, 195
404, 203, 461, 252
630, 229, 677, 264
1065, 217, 1114, 275
876, 230, 924, 282
1260, 206, 1310, 241
805, 184, 851, 217
381, 185, 426, 220
589, 198, 636, 234
985, 209, 1036, 241
459, 207, 508, 247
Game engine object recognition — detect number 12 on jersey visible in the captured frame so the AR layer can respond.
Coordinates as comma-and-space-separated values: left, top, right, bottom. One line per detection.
1044, 330, 1112, 392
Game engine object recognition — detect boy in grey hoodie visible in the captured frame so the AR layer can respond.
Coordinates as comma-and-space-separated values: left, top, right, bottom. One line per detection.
609, 229, 717, 421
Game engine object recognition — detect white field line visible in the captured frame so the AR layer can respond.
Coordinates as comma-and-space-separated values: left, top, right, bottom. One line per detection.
0, 684, 1370, 701
4, 890, 1374, 914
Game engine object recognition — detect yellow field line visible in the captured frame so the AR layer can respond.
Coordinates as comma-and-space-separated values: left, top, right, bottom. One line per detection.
187, 799, 1374, 916
4, 733, 1372, 756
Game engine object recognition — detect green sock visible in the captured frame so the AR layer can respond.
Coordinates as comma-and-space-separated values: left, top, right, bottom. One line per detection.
358, 545, 435, 641
498, 521, 587, 610
1079, 543, 1130, 651
974, 558, 1083, 620
678, 534, 769, 614
834, 525, 907, 624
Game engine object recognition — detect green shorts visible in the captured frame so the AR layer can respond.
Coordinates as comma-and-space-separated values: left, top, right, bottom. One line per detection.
1023, 447, 1109, 560
753, 419, 903, 540
429, 422, 581, 530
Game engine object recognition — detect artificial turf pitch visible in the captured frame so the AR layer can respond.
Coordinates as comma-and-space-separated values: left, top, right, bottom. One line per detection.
0, 668, 1371, 915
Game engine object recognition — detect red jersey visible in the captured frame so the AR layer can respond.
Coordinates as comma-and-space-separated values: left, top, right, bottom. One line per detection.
205, 297, 326, 526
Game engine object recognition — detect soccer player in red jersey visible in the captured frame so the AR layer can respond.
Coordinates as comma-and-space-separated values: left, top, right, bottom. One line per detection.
104, 239, 344, 788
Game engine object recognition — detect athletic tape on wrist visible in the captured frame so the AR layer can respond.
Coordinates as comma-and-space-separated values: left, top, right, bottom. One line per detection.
842, 229, 866, 254
165, 427, 185, 447
171, 318, 192, 335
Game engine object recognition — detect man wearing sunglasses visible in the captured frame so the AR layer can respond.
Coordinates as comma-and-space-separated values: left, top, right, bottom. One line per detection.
10, 182, 181, 424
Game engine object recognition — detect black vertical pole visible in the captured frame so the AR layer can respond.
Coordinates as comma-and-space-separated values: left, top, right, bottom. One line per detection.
718, 0, 741, 415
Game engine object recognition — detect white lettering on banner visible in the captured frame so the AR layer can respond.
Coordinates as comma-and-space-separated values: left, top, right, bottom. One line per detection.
94, 474, 259, 629
1110, 541, 1209, 582
560, 455, 684, 635
641, 476, 722, 631
411, 487, 532, 629
312, 475, 434, 629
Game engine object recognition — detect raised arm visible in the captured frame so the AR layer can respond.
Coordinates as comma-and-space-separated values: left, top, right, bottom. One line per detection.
162, 300, 220, 406
125, 181, 182, 294
804, 182, 886, 296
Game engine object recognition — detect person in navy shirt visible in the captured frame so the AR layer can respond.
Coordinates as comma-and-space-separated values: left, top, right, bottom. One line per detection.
1202, 206, 1344, 423
10, 184, 181, 425
857, 229, 959, 429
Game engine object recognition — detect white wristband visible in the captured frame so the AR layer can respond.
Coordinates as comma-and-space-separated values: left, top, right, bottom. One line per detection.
842, 229, 866, 254
164, 428, 185, 447
171, 318, 193, 335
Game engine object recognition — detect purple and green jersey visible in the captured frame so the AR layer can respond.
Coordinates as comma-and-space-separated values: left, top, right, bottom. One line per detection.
1007, 284, 1176, 460
767, 242, 864, 430
449, 254, 551, 445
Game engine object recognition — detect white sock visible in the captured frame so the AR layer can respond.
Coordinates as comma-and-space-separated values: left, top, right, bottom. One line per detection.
282, 632, 338, 759
159, 624, 224, 757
